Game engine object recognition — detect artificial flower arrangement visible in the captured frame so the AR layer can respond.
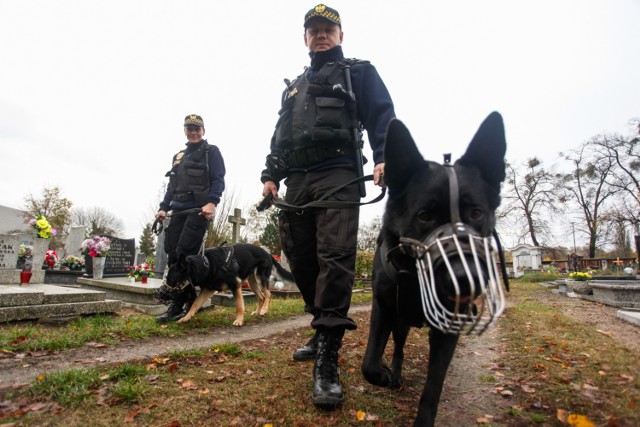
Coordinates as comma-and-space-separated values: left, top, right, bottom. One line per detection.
29, 214, 57, 239
61, 255, 84, 270
44, 249, 58, 268
127, 263, 154, 280
18, 243, 33, 260
569, 271, 592, 282
17, 243, 34, 270
81, 236, 111, 257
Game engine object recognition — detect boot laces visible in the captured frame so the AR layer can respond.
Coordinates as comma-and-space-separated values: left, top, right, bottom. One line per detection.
317, 337, 340, 380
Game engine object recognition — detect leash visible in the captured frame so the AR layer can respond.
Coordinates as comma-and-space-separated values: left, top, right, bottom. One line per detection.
257, 174, 386, 213
152, 208, 205, 236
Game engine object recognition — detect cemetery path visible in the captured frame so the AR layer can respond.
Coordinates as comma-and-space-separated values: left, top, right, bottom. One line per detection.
1, 290, 639, 425
0, 305, 371, 389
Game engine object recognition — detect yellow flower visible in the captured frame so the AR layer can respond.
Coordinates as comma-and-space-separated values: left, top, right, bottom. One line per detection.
36, 218, 49, 229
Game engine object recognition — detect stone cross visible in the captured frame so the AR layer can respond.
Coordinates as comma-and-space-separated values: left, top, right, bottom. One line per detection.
228, 208, 246, 244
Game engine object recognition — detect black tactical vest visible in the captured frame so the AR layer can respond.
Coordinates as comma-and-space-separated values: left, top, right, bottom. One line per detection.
169, 141, 211, 205
274, 59, 365, 155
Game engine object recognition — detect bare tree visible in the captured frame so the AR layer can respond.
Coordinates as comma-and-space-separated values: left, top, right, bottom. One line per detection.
357, 216, 382, 252
559, 139, 619, 258
72, 207, 125, 237
204, 187, 248, 247
499, 158, 559, 247
23, 186, 73, 250
591, 120, 640, 255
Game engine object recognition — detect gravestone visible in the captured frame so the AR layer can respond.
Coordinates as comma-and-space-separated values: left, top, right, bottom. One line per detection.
276, 251, 298, 292
64, 226, 87, 258
228, 208, 246, 244
85, 236, 135, 277
136, 253, 146, 265
155, 221, 168, 278
0, 235, 20, 270
0, 233, 48, 284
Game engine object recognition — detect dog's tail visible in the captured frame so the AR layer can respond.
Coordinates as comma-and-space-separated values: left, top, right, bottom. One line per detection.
271, 258, 295, 283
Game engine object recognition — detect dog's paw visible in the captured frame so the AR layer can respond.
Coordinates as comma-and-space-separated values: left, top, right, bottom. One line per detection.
176, 315, 192, 324
362, 364, 400, 389
232, 319, 244, 327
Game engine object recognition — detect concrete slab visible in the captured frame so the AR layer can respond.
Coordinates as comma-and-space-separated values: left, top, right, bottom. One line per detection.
0, 285, 45, 307
0, 299, 122, 323
77, 277, 163, 306
617, 309, 640, 327
0, 283, 106, 306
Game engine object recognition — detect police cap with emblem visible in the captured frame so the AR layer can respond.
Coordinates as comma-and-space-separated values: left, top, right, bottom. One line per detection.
184, 114, 204, 128
304, 4, 341, 28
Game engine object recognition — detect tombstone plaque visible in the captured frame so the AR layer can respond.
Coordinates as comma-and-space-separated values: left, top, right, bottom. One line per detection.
85, 236, 135, 277
0, 235, 20, 270
136, 253, 146, 265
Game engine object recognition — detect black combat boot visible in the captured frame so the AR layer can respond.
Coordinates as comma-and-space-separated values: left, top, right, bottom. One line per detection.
312, 329, 345, 409
176, 286, 197, 319
155, 292, 186, 323
293, 330, 319, 361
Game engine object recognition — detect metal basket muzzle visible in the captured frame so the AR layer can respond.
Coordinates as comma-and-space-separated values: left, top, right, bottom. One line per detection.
401, 222, 506, 335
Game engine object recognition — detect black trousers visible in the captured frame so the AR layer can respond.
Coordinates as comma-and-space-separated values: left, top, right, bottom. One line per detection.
164, 210, 209, 266
279, 166, 360, 331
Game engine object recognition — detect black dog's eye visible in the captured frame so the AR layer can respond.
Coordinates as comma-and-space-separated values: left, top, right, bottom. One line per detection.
469, 208, 484, 222
417, 210, 433, 222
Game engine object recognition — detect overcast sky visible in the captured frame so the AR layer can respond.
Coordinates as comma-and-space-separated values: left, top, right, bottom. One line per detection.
1, 0, 639, 247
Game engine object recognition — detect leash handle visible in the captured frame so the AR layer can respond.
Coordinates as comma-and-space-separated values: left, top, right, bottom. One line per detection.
267, 174, 386, 212
151, 207, 207, 236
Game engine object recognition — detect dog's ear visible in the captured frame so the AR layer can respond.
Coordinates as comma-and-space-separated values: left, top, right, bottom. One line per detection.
457, 111, 507, 192
177, 254, 188, 270
186, 255, 209, 282
384, 118, 426, 192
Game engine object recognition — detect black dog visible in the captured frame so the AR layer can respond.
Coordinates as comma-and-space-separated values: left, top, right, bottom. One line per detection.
165, 243, 294, 326
361, 112, 507, 426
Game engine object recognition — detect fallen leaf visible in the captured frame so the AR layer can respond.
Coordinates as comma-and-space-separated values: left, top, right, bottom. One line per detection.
500, 390, 513, 397
557, 408, 568, 424
28, 402, 48, 412
567, 413, 596, 427
356, 410, 366, 421
167, 362, 179, 372
181, 380, 198, 390
595, 329, 613, 337
521, 385, 536, 393
618, 374, 634, 384
124, 408, 140, 423
86, 341, 107, 348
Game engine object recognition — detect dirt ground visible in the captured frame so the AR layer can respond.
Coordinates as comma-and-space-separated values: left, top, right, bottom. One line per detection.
1, 289, 639, 425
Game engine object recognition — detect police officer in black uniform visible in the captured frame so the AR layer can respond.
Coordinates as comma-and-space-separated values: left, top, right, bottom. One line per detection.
156, 114, 226, 323
260, 5, 395, 409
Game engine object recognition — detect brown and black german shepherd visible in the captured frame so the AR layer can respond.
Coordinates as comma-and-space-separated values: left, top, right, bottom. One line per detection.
166, 243, 295, 326
362, 112, 507, 426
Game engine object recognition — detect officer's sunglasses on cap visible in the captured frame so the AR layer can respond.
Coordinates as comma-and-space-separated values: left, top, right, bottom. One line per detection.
185, 125, 203, 132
